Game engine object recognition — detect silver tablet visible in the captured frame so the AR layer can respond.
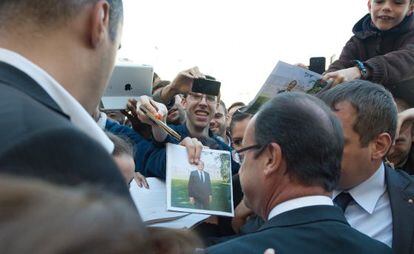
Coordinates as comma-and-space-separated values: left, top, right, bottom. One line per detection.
102, 63, 153, 110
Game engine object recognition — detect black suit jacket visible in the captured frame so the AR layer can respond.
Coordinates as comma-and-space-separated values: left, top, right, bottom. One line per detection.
188, 170, 212, 201
386, 165, 414, 254
207, 205, 391, 254
0, 62, 130, 197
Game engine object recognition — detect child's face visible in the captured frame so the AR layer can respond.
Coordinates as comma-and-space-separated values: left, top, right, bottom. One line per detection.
368, 0, 414, 31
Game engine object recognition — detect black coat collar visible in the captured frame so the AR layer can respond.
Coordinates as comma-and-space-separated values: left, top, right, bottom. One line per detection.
0, 61, 69, 119
385, 165, 414, 254
258, 205, 348, 231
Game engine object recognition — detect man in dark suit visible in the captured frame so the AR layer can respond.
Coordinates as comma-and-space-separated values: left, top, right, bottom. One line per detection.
0, 1, 130, 196
188, 160, 212, 209
207, 93, 391, 253
318, 80, 414, 254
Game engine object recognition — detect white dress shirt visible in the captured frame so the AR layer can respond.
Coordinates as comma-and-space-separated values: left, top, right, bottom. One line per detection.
0, 48, 114, 153
97, 112, 108, 130
268, 195, 333, 220
333, 163, 392, 247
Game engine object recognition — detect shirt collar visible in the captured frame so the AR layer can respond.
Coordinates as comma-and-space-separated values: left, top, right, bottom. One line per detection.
0, 48, 114, 153
97, 112, 108, 130
333, 163, 386, 214
268, 195, 333, 220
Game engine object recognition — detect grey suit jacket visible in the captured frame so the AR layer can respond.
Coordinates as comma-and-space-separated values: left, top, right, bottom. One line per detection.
386, 165, 414, 254
0, 61, 130, 197
188, 170, 212, 201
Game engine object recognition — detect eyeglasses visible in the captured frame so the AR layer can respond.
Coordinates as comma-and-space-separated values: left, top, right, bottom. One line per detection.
188, 92, 217, 104
231, 144, 268, 164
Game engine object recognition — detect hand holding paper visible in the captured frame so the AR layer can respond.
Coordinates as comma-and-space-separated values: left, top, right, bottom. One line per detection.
180, 137, 203, 164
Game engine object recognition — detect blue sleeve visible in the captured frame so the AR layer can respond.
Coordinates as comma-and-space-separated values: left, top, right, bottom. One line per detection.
140, 144, 168, 179
105, 119, 154, 174
135, 124, 187, 179
105, 119, 145, 145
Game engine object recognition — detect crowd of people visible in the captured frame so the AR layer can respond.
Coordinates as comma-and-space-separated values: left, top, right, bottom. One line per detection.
0, 0, 414, 253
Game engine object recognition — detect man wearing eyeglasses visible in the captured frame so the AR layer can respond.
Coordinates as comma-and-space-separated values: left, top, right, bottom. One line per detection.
207, 92, 390, 253
135, 68, 239, 180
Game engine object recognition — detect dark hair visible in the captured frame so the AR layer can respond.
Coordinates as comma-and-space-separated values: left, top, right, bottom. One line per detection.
0, 175, 202, 254
106, 132, 134, 157
0, 175, 149, 254
254, 92, 343, 192
228, 102, 245, 112
229, 111, 252, 133
0, 0, 123, 40
317, 80, 397, 147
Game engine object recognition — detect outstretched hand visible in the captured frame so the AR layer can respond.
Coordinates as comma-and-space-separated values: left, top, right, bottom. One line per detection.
322, 67, 361, 87
169, 67, 205, 95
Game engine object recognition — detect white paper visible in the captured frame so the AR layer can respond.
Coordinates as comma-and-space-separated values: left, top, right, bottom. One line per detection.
149, 213, 210, 229
129, 177, 189, 224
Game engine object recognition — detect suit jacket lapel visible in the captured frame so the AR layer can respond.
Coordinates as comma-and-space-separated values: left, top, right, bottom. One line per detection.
258, 205, 349, 231
0, 61, 69, 119
386, 165, 414, 254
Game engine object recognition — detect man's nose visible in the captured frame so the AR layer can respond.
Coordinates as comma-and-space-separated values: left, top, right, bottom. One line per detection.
199, 95, 208, 105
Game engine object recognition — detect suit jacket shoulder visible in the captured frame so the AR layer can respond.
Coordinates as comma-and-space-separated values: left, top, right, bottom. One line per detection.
207, 206, 391, 254
0, 62, 129, 197
385, 166, 414, 254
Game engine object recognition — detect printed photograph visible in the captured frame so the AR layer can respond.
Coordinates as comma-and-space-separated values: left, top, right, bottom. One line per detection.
166, 144, 234, 217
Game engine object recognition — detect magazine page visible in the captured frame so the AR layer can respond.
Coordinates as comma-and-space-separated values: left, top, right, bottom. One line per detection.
244, 61, 325, 114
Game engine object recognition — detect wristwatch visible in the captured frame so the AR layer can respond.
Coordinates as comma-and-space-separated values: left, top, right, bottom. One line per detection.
354, 60, 369, 80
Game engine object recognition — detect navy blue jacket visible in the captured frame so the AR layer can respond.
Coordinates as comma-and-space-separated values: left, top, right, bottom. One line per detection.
138, 124, 240, 179
105, 119, 152, 174
207, 206, 391, 254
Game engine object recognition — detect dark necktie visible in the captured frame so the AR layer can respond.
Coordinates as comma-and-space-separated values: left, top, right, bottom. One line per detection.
333, 192, 354, 212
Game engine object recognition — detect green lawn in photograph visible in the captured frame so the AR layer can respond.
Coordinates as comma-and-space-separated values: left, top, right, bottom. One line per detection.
171, 179, 232, 213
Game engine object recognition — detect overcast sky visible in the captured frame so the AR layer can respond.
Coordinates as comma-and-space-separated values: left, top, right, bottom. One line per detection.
118, 0, 368, 105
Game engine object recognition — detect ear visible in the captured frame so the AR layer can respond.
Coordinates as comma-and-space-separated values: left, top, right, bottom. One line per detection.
180, 98, 185, 107
263, 143, 283, 177
367, 0, 372, 12
182, 97, 188, 109
89, 1, 110, 48
371, 133, 393, 160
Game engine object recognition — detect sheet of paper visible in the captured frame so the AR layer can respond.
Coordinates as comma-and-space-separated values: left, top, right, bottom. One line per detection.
149, 213, 210, 229
130, 177, 189, 224
243, 61, 325, 114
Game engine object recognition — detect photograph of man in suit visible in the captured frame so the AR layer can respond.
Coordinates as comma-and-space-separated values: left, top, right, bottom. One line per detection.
188, 160, 213, 210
